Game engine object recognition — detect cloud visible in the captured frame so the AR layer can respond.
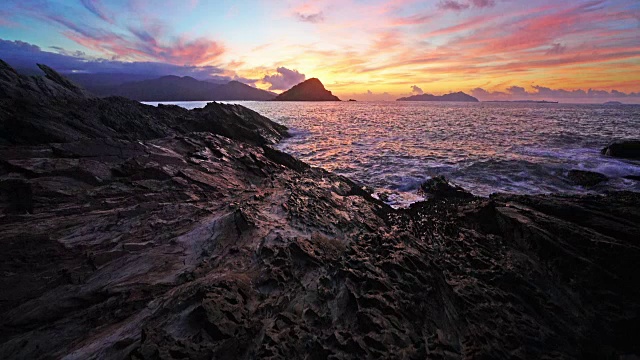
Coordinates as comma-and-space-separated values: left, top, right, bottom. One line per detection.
411, 85, 424, 94
0, 38, 242, 82
438, 0, 494, 11
80, 0, 114, 24
506, 86, 527, 96
14, 1, 225, 66
472, 85, 640, 101
262, 67, 306, 90
343, 90, 395, 101
438, 1, 469, 11
546, 43, 567, 55
469, 0, 494, 8
294, 11, 324, 23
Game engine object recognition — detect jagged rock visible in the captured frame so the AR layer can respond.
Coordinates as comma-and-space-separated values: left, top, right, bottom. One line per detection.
567, 169, 608, 187
1, 60, 639, 359
601, 140, 640, 159
36, 63, 86, 96
0, 61, 287, 146
418, 175, 474, 199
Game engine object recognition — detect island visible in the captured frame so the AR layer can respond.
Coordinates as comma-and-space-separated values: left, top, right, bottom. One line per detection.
603, 101, 624, 105
396, 91, 479, 102
274, 78, 341, 101
484, 100, 559, 104
89, 76, 277, 101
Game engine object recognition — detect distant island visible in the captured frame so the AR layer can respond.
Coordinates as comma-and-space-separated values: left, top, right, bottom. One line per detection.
274, 78, 341, 101
81, 75, 276, 101
396, 91, 478, 102
484, 100, 559, 104
603, 101, 623, 105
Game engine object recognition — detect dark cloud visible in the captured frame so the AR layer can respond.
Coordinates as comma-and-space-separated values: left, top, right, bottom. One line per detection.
438, 1, 469, 11
263, 67, 306, 90
506, 86, 527, 96
295, 11, 324, 23
80, 0, 114, 24
546, 43, 567, 55
438, 0, 495, 11
469, 0, 495, 8
0, 38, 250, 83
411, 85, 424, 94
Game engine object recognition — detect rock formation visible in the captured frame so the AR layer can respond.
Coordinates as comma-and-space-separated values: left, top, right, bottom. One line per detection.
1, 60, 639, 359
397, 91, 479, 102
418, 175, 474, 199
567, 169, 608, 187
601, 140, 640, 159
274, 78, 341, 101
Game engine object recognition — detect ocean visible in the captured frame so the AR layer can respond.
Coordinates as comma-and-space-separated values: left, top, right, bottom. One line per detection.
144, 101, 640, 207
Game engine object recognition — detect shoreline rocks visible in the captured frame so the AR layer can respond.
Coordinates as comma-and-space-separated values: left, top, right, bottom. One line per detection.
601, 140, 640, 159
567, 169, 608, 187
1, 60, 640, 359
418, 175, 474, 199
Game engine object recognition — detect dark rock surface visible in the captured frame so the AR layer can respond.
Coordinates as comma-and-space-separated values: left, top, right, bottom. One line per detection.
397, 92, 479, 102
0, 63, 286, 147
601, 140, 640, 159
418, 175, 474, 199
567, 169, 608, 187
274, 78, 341, 101
1, 61, 640, 359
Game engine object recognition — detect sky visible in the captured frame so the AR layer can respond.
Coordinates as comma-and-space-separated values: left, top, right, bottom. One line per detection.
0, 0, 639, 102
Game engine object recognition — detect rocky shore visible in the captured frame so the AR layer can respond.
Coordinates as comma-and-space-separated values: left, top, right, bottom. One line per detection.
1, 61, 639, 359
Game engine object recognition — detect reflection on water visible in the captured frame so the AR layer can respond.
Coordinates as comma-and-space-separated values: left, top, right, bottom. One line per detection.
144, 100, 640, 206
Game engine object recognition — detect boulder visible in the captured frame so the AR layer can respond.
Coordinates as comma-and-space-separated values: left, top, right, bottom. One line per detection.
601, 141, 640, 159
418, 175, 474, 199
567, 169, 608, 187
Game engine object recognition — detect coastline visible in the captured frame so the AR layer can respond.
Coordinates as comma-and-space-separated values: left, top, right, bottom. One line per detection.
1, 62, 640, 359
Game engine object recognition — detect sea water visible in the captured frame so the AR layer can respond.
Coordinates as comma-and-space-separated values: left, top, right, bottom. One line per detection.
144, 101, 640, 207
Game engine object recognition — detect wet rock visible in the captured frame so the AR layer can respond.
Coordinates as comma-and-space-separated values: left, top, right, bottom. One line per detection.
567, 169, 608, 187
601, 140, 640, 159
418, 175, 474, 199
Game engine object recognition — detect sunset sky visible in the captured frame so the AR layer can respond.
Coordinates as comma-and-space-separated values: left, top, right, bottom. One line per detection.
1, 0, 639, 101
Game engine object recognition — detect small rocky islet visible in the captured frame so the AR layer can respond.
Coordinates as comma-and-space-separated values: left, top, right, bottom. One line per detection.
1, 60, 640, 359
